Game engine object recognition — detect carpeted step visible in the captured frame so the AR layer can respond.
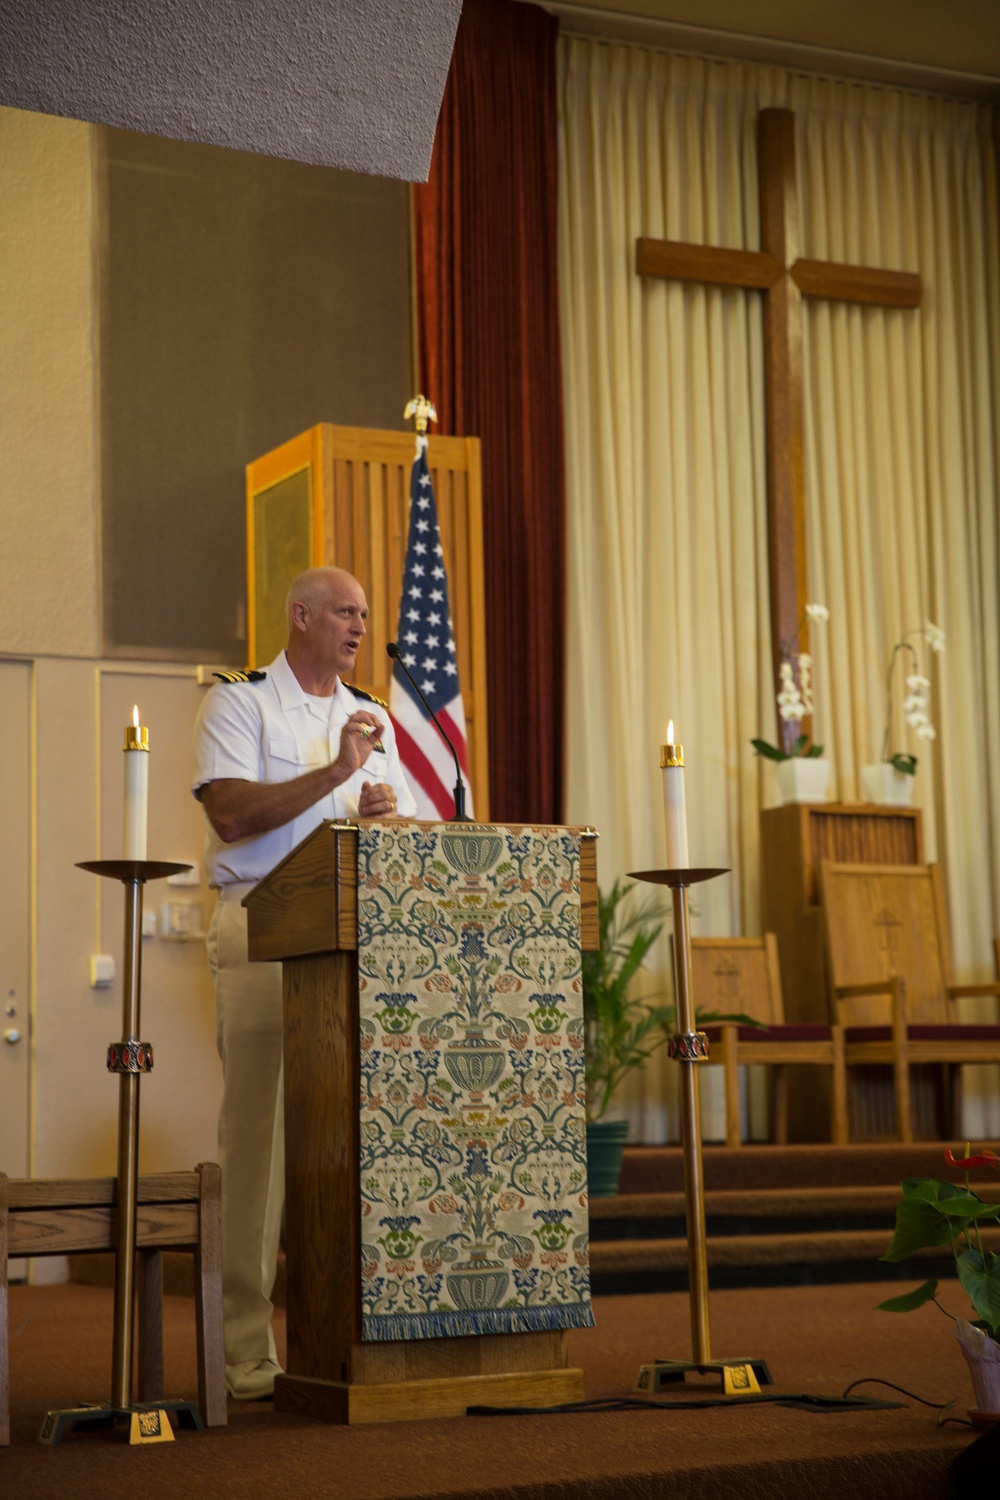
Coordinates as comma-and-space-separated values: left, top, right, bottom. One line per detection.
591, 1227, 1000, 1275
618, 1140, 993, 1193
590, 1182, 1000, 1222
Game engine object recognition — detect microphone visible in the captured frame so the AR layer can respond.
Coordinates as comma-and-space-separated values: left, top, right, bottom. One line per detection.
387, 642, 472, 822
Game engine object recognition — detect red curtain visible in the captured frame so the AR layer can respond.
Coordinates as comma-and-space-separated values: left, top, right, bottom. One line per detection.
413, 0, 565, 824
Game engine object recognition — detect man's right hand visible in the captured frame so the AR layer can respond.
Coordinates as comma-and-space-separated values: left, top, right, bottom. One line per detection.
334, 712, 385, 778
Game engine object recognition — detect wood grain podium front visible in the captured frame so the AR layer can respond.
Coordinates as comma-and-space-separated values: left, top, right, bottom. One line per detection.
244, 822, 597, 1424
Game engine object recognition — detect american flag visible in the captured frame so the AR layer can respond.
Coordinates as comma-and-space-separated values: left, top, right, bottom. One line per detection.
389, 438, 474, 819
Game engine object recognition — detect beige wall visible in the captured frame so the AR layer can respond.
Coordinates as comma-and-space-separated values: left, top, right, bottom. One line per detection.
0, 108, 101, 659
33, 660, 219, 1152
13, 665, 224, 1294
1, 109, 220, 1279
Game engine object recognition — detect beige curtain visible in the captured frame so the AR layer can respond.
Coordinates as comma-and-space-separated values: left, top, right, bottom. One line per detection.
559, 39, 1000, 1140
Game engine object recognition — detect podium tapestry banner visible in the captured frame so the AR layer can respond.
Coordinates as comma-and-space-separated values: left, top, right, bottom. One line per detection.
357, 823, 594, 1342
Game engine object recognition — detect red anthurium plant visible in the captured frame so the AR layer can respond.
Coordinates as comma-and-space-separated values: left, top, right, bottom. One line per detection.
877, 1145, 1000, 1341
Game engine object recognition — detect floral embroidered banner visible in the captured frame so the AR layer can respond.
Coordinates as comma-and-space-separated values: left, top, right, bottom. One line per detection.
357, 823, 594, 1342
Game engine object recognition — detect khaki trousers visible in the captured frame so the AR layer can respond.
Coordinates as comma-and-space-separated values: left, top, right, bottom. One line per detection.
206, 895, 285, 1365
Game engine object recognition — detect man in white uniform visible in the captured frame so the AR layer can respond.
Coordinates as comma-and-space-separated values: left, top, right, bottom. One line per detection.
193, 566, 416, 1399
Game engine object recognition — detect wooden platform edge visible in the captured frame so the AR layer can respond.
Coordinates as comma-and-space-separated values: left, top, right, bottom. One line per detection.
274, 1366, 586, 1424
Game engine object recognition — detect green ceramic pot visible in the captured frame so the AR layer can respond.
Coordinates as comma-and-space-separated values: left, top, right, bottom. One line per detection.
586, 1118, 630, 1197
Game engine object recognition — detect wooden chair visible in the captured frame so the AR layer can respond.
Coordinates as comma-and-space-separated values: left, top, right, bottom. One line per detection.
0, 1163, 226, 1444
819, 861, 1000, 1142
689, 934, 849, 1147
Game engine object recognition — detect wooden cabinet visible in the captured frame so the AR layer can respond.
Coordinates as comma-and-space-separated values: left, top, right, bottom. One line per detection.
760, 803, 924, 1023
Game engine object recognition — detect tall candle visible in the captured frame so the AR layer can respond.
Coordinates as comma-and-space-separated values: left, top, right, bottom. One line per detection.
123, 705, 149, 860
661, 720, 689, 870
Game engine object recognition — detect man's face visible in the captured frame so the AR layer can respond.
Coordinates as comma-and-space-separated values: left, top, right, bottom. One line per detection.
306, 573, 369, 678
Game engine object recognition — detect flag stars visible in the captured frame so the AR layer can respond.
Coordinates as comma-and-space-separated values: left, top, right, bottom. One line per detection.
392, 453, 465, 729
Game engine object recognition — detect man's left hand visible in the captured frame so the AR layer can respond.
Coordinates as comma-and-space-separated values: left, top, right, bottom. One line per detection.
358, 780, 399, 819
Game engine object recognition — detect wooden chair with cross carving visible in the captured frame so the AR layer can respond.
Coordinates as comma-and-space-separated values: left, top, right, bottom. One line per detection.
689, 934, 849, 1147
819, 861, 1000, 1142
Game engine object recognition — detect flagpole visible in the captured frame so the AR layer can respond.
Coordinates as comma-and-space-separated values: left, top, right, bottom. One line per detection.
393, 394, 475, 822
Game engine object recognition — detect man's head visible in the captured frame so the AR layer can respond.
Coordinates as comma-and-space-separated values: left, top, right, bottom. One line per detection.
285, 566, 368, 686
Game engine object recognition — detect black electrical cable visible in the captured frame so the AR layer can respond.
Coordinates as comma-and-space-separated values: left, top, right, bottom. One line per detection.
467, 1391, 905, 1417
840, 1377, 974, 1426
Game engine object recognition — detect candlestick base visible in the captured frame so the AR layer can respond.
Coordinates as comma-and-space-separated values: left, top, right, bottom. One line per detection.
636, 1358, 773, 1398
38, 1398, 204, 1446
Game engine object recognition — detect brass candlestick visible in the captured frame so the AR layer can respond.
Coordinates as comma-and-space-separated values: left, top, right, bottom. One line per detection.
627, 865, 772, 1397
38, 860, 205, 1447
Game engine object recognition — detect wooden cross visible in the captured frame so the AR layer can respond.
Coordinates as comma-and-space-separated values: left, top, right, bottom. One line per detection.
637, 108, 921, 751
874, 905, 903, 958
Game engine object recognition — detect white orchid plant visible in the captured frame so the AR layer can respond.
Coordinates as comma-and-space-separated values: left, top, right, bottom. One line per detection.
752, 603, 830, 762
881, 621, 945, 776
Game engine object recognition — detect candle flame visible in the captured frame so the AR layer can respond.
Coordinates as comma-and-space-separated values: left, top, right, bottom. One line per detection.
132, 705, 140, 728
666, 719, 674, 743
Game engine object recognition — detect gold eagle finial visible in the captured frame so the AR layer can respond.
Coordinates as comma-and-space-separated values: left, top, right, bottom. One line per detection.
404, 394, 438, 435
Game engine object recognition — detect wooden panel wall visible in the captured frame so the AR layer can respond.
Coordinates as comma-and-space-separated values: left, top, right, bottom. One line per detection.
246, 424, 489, 817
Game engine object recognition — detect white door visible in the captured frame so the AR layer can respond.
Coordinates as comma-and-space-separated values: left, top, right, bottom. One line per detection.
0, 660, 31, 1277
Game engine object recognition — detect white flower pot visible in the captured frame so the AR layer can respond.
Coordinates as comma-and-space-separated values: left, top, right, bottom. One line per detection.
956, 1320, 1000, 1420
775, 757, 831, 805
861, 762, 915, 807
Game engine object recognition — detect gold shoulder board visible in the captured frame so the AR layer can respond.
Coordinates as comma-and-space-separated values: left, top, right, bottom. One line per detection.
213, 669, 268, 684
349, 685, 389, 710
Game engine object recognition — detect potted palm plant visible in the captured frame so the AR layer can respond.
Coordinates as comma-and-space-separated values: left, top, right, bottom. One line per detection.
583, 879, 755, 1196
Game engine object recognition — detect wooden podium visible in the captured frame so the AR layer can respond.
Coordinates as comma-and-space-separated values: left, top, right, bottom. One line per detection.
244, 821, 598, 1424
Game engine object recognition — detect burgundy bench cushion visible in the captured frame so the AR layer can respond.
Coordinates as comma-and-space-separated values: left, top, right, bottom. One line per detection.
702, 1023, 833, 1043
844, 1023, 1000, 1043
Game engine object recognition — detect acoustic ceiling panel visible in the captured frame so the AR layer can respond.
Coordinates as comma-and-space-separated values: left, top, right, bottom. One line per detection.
0, 0, 461, 180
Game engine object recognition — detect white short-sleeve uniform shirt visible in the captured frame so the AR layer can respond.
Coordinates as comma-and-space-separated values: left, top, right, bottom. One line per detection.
193, 650, 417, 890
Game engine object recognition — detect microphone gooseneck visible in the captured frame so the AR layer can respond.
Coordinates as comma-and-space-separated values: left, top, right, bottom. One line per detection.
387, 642, 471, 822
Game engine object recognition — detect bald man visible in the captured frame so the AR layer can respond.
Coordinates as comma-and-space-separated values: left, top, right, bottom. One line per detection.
193, 567, 416, 1399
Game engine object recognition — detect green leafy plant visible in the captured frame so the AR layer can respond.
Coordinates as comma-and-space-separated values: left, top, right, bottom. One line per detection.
752, 602, 829, 761
582, 879, 758, 1122
752, 731, 826, 763
877, 1145, 1000, 1339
